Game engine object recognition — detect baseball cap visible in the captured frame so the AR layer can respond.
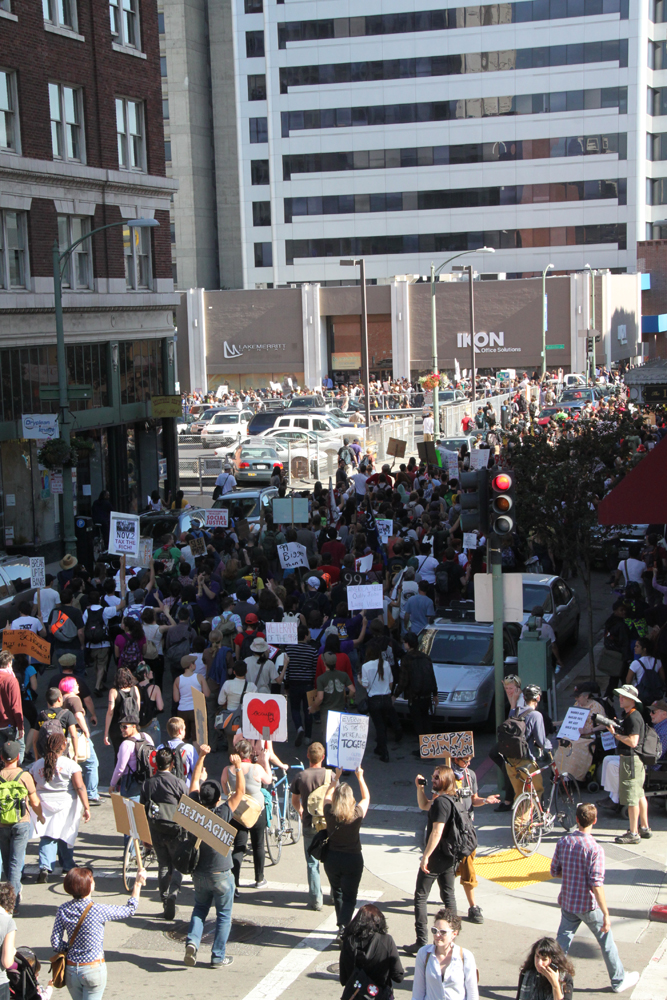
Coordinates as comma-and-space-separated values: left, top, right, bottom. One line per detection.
307, 576, 321, 589
119, 715, 140, 727
58, 653, 77, 668
649, 699, 667, 712
1, 741, 20, 762
245, 612, 259, 624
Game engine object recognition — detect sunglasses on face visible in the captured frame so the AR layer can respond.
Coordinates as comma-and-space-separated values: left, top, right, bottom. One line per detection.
431, 927, 454, 936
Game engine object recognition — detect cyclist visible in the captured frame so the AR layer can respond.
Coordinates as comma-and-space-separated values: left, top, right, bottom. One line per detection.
503, 685, 552, 802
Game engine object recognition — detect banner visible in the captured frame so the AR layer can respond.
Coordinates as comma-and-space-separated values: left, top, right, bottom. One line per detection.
277, 542, 309, 570
150, 395, 183, 418
242, 692, 288, 741
205, 509, 228, 528
347, 584, 383, 611
326, 711, 369, 770
1, 629, 51, 664
419, 731, 474, 759
469, 449, 490, 470
174, 794, 235, 857
190, 536, 207, 557
443, 452, 459, 481
265, 622, 298, 645
109, 512, 140, 558
376, 519, 393, 544
30, 557, 46, 589
129, 538, 154, 569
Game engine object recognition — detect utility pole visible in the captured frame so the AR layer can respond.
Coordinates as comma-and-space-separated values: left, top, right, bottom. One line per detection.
452, 265, 477, 405
541, 263, 554, 379
340, 258, 371, 431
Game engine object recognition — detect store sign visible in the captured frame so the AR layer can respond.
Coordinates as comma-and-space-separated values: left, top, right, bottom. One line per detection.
224, 342, 286, 358
456, 331, 522, 354
21, 414, 59, 440
332, 352, 362, 369
150, 395, 182, 418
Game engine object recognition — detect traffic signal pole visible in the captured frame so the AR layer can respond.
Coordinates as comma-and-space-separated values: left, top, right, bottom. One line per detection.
490, 536, 505, 732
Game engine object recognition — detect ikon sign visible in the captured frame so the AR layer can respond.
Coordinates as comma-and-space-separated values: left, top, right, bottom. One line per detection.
456, 331, 522, 353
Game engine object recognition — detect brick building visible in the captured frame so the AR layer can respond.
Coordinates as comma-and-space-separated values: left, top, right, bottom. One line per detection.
0, 0, 179, 557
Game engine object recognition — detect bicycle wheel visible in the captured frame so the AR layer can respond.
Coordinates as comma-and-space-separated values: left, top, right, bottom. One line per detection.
512, 791, 543, 856
287, 802, 302, 845
123, 842, 158, 893
265, 806, 282, 866
556, 773, 580, 832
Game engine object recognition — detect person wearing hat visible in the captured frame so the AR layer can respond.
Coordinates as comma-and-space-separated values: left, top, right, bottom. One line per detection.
648, 699, 667, 767
213, 464, 236, 499
47, 589, 85, 672
0, 740, 43, 912
57, 553, 78, 592
233, 612, 265, 661
600, 685, 651, 844
303, 576, 331, 619
244, 638, 286, 694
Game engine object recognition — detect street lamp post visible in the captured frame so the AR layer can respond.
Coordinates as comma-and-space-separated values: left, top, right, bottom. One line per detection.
340, 258, 371, 432
430, 247, 494, 437
584, 264, 596, 385
541, 263, 554, 379
53, 217, 159, 557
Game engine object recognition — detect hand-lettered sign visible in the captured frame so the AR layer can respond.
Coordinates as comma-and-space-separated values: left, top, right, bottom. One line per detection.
1, 629, 51, 664
419, 731, 474, 760
174, 794, 236, 857
242, 692, 287, 742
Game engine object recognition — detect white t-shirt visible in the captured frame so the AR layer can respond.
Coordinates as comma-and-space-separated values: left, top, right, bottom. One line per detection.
215, 472, 236, 493
361, 658, 392, 697
617, 558, 644, 584
38, 587, 59, 619
244, 656, 279, 693
630, 655, 661, 685
82, 604, 116, 648
423, 416, 434, 435
10, 615, 42, 634
218, 676, 258, 709
520, 621, 556, 644
415, 555, 439, 585
352, 472, 369, 496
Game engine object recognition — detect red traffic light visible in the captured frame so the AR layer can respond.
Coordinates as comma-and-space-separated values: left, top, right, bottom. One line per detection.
493, 473, 512, 491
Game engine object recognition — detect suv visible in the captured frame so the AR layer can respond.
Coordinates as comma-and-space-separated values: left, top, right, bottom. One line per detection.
287, 395, 327, 409
248, 411, 348, 436
201, 410, 253, 448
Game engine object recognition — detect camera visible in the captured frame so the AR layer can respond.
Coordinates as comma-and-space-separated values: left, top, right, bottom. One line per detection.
417, 778, 427, 787
591, 712, 620, 732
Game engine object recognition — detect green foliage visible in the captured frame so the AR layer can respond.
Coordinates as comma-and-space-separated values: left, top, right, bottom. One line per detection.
37, 436, 94, 469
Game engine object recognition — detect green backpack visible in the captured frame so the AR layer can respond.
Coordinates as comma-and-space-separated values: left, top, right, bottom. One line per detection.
0, 772, 28, 825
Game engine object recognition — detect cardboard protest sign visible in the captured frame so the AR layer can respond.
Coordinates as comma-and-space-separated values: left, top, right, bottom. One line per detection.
557, 707, 591, 742
192, 686, 208, 748
265, 621, 298, 645
442, 451, 459, 481
109, 512, 140, 558
242, 692, 288, 741
1, 629, 51, 664
376, 519, 393, 544
129, 538, 154, 569
30, 557, 45, 590
111, 793, 152, 845
326, 711, 369, 770
419, 731, 474, 760
347, 584, 383, 611
272, 498, 309, 524
306, 689, 319, 710
469, 449, 490, 470
462, 532, 478, 550
355, 554, 373, 573
175, 794, 235, 857
387, 438, 407, 459
205, 508, 228, 528
190, 536, 207, 557
277, 542, 309, 570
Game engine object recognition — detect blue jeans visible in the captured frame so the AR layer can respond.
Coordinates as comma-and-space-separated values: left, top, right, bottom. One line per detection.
80, 739, 99, 801
39, 836, 74, 873
65, 962, 107, 1000
0, 822, 30, 898
186, 869, 235, 963
302, 826, 322, 907
557, 907, 625, 989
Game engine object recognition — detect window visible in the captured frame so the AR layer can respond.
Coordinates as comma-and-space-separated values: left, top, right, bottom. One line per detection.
246, 30, 265, 57
0, 344, 108, 418
249, 116, 268, 142
43, 0, 77, 30
0, 0, 10, 11
49, 83, 83, 162
251, 159, 270, 184
0, 72, 17, 153
57, 215, 91, 290
116, 97, 144, 170
160, 56, 167, 76
649, 88, 667, 115
254, 242, 273, 267
110, 0, 139, 48
649, 40, 667, 68
0, 210, 27, 289
157, 10, 164, 32
649, 132, 667, 160
162, 98, 169, 119
119, 340, 163, 403
248, 74, 266, 100
253, 201, 271, 226
164, 140, 171, 161
245, 0, 262, 10
123, 224, 151, 289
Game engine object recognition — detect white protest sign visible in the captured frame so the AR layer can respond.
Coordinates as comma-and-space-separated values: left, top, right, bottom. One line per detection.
376, 519, 393, 544
601, 731, 617, 751
272, 498, 309, 524
469, 449, 490, 470
109, 511, 140, 558
242, 692, 288, 742
30, 557, 45, 589
265, 621, 298, 645
347, 584, 384, 611
22, 414, 59, 440
442, 451, 459, 481
326, 711, 370, 770
355, 554, 373, 573
277, 542, 309, 570
557, 707, 591, 742
128, 538, 154, 568
462, 532, 478, 550
474, 573, 523, 623
205, 508, 228, 528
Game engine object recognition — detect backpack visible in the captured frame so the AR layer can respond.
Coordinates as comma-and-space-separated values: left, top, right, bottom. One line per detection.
0, 771, 28, 825
132, 734, 157, 783
440, 797, 478, 865
49, 609, 79, 643
168, 740, 188, 781
497, 709, 536, 760
139, 684, 161, 727
240, 629, 262, 660
636, 659, 665, 707
119, 637, 142, 672
164, 625, 193, 668
262, 530, 279, 561
38, 707, 70, 739
84, 607, 108, 645
215, 681, 248, 735
638, 721, 662, 766
340, 447, 353, 465
307, 770, 332, 831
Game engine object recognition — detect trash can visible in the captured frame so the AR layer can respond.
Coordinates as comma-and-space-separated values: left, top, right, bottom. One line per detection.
74, 516, 95, 573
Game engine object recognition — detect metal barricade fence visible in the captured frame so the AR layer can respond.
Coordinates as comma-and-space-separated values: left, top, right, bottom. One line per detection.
439, 393, 511, 436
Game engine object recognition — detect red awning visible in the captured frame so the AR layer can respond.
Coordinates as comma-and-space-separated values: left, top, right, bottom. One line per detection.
598, 434, 667, 524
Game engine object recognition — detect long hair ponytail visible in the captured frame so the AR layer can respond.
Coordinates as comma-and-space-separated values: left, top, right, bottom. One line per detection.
43, 732, 67, 782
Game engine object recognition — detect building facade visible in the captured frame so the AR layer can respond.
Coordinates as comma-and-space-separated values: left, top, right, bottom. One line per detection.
1, 0, 179, 557
176, 271, 642, 391
162, 0, 667, 290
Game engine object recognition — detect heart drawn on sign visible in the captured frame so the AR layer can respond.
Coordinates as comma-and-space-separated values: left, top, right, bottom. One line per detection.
246, 698, 281, 735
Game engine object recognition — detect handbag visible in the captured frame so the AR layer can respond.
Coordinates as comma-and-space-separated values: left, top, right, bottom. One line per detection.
597, 647, 624, 676
341, 966, 387, 1000
355, 667, 379, 716
50, 901, 93, 989
307, 828, 330, 863
233, 793, 263, 829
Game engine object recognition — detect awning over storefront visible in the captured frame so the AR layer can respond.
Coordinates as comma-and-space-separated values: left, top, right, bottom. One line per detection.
598, 435, 667, 524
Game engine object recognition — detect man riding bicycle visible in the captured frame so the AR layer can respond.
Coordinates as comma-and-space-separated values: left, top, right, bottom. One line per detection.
501, 685, 553, 801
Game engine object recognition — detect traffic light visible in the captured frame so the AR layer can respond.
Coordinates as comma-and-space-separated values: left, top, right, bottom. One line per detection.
490, 470, 515, 536
459, 469, 489, 533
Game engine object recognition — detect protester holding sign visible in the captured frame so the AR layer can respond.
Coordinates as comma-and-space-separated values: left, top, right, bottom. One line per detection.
140, 745, 188, 920
321, 766, 370, 940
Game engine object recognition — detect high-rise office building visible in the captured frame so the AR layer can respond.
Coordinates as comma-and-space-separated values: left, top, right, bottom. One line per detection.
162, 0, 667, 288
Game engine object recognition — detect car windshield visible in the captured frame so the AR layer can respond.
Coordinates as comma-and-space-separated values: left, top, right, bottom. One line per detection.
419, 628, 493, 665
241, 448, 279, 459
211, 413, 239, 425
440, 438, 468, 450
214, 497, 259, 518
561, 390, 592, 401
523, 584, 553, 614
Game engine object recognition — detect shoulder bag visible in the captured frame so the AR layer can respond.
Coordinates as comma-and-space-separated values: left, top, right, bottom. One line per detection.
50, 901, 93, 989
307, 820, 340, 863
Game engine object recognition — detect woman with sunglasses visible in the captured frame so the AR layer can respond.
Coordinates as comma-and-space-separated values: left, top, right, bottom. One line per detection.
411, 908, 478, 1000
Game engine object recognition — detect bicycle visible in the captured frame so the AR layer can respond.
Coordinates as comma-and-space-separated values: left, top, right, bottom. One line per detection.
510, 751, 581, 857
265, 762, 304, 866
122, 839, 158, 892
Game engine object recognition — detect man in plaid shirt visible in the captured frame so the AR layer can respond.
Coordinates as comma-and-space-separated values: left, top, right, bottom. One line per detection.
551, 802, 639, 994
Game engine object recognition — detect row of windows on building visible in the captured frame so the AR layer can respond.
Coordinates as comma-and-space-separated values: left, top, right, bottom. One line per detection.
0, 71, 147, 171
0, 210, 153, 291
275, 0, 627, 47
0, 0, 142, 50
274, 132, 626, 181
0, 340, 164, 421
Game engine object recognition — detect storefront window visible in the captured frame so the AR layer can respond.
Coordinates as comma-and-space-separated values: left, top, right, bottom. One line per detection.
0, 344, 108, 421
119, 339, 164, 404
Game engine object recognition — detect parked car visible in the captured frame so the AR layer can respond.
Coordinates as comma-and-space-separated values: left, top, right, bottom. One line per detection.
177, 414, 196, 435
590, 523, 652, 570
558, 388, 598, 408
224, 444, 282, 485
287, 395, 327, 409
248, 410, 351, 436
0, 556, 38, 628
520, 574, 580, 646
201, 409, 254, 448
190, 408, 225, 435
211, 486, 279, 525
438, 390, 467, 403
98, 508, 207, 565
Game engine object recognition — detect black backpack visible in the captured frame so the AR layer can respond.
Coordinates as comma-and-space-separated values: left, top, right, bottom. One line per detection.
636, 660, 665, 707
84, 607, 108, 645
168, 740, 188, 781
139, 684, 161, 726
441, 797, 478, 865
240, 629, 262, 660
497, 709, 536, 760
